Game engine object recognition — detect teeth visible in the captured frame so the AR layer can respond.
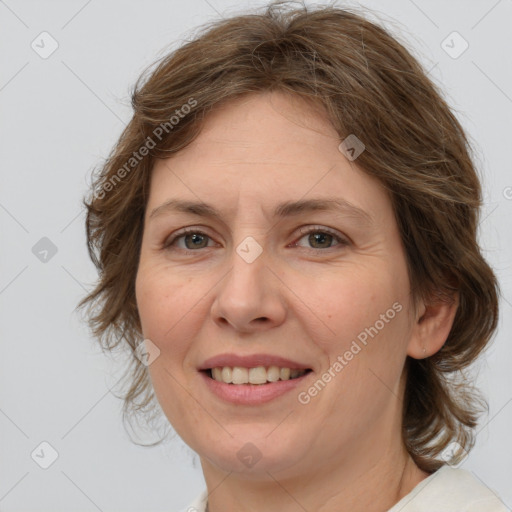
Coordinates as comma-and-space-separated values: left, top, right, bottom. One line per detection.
210, 366, 308, 384
221, 366, 232, 384
232, 367, 249, 384
248, 367, 267, 385
267, 366, 280, 382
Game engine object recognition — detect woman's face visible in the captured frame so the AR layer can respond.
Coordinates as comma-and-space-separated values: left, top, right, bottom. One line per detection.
135, 91, 419, 479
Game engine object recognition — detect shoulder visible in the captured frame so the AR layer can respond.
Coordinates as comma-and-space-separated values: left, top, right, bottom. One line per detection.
388, 465, 508, 512
176, 489, 208, 512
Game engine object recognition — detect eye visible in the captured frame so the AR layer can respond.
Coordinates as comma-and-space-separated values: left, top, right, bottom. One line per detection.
163, 228, 216, 251
293, 226, 349, 250
163, 225, 349, 252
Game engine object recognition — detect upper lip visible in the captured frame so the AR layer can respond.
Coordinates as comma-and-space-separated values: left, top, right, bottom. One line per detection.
199, 353, 311, 370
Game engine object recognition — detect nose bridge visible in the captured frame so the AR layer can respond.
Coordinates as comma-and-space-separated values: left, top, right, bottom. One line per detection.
223, 234, 268, 306
211, 231, 285, 331
226, 202, 269, 278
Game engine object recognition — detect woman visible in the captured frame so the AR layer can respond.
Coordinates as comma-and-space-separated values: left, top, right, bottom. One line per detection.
79, 2, 506, 511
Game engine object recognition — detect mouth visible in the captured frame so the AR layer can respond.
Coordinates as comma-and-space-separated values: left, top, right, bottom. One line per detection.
198, 353, 314, 404
203, 366, 313, 385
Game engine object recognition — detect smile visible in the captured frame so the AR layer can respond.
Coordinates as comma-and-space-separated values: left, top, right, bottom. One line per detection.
209, 366, 310, 384
199, 368, 312, 405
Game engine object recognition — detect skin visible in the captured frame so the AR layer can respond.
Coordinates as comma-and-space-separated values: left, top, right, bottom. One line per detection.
135, 91, 458, 512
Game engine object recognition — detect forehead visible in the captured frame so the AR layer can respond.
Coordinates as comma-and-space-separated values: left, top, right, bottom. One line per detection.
147, 91, 390, 224
164, 91, 338, 165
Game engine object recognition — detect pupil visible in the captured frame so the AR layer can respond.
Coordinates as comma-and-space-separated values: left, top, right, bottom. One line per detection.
187, 233, 207, 249
310, 232, 331, 248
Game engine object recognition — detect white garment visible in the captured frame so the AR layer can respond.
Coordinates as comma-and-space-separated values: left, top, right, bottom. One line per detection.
179, 465, 509, 512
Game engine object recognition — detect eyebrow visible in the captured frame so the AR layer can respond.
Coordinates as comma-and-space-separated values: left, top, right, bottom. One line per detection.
149, 197, 373, 225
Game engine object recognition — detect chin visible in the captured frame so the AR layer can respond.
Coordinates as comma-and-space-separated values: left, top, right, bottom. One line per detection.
196, 429, 305, 477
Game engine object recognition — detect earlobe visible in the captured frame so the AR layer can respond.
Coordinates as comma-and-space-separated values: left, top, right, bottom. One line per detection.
407, 292, 459, 359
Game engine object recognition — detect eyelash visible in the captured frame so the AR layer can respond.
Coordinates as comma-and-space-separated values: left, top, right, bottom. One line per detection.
163, 225, 350, 252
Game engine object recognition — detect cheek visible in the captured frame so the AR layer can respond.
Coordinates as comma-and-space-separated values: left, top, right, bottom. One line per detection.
136, 260, 192, 335
135, 264, 199, 375
135, 265, 202, 422
306, 268, 405, 351
308, 285, 410, 426
302, 272, 412, 410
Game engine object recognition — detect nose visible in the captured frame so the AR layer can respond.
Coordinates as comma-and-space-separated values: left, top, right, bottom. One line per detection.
210, 243, 287, 334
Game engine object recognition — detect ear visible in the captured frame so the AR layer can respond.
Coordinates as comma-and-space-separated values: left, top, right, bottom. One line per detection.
407, 291, 459, 359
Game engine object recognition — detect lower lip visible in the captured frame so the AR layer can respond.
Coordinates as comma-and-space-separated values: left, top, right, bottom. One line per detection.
200, 371, 311, 405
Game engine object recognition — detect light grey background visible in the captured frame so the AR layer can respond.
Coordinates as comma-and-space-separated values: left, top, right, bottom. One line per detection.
1, 0, 511, 511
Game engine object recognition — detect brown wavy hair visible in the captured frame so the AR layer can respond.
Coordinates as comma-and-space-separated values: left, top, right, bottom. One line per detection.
78, 0, 499, 472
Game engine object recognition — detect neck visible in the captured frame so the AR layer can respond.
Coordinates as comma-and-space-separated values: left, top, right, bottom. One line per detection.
201, 443, 430, 512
